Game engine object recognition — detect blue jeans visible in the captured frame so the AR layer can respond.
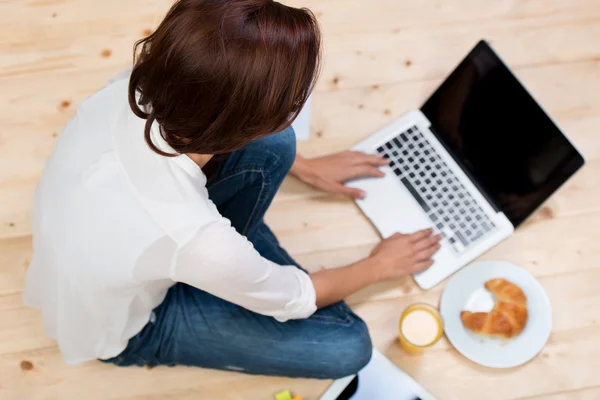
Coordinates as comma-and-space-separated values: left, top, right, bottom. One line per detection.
104, 127, 372, 379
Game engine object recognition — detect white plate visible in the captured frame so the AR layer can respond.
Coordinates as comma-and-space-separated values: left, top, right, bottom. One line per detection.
440, 260, 552, 368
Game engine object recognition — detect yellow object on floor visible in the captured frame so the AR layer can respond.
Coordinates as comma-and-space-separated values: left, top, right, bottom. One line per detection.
274, 390, 292, 400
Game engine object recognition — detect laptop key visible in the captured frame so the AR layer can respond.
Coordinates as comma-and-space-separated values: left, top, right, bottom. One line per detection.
400, 177, 430, 212
454, 231, 468, 246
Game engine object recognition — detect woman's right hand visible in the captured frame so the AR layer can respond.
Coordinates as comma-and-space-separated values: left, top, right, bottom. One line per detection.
369, 229, 442, 282
310, 228, 442, 309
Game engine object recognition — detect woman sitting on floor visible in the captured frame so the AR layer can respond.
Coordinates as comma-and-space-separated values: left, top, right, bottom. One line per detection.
24, 0, 440, 378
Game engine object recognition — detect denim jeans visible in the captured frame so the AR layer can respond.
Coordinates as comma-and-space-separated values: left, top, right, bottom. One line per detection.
103, 127, 372, 379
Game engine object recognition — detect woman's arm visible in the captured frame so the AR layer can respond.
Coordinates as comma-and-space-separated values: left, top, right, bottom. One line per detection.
173, 219, 318, 322
290, 152, 388, 199
311, 229, 441, 308
175, 220, 439, 318
310, 258, 379, 308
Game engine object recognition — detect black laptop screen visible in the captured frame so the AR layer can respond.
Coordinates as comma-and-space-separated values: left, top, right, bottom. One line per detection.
421, 40, 584, 227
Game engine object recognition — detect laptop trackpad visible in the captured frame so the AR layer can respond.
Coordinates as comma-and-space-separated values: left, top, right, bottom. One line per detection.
350, 172, 433, 238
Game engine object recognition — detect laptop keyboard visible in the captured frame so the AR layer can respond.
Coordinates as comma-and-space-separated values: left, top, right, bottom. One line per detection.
376, 125, 496, 253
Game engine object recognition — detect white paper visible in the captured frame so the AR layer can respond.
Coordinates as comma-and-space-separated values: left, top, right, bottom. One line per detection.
291, 96, 311, 141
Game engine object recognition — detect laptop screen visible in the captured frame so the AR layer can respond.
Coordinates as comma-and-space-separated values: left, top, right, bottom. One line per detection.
421, 40, 584, 227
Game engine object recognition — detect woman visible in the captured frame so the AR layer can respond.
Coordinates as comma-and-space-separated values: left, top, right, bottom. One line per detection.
24, 0, 440, 378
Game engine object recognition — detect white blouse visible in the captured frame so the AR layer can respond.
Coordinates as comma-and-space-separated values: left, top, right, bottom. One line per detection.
23, 74, 317, 365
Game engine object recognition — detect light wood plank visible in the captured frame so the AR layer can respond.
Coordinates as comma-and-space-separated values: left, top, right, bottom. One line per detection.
4, 1, 600, 91
316, 9, 600, 90
519, 386, 600, 400
0, 295, 55, 356
0, 236, 30, 296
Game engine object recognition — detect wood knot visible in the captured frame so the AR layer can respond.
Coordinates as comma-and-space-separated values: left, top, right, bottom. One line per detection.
100, 49, 112, 58
538, 206, 554, 219
20, 360, 34, 371
60, 100, 71, 109
404, 59, 413, 67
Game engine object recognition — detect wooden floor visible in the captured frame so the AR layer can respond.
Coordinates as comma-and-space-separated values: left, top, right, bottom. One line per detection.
2, 0, 600, 398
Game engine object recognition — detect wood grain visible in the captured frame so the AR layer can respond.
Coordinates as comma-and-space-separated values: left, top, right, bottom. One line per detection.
1, 0, 599, 399
519, 386, 600, 400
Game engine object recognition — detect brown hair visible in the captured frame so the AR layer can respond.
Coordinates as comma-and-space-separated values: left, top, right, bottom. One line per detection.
128, 0, 321, 156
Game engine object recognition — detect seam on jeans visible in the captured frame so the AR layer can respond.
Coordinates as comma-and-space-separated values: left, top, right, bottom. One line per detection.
311, 312, 353, 324
272, 243, 298, 268
259, 227, 301, 268
242, 169, 267, 235
206, 168, 264, 189
206, 142, 283, 188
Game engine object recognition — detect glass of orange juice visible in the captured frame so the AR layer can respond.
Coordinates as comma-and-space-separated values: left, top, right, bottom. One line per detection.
398, 303, 444, 354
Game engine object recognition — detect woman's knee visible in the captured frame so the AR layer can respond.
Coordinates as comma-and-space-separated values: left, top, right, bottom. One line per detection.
314, 318, 373, 379
254, 126, 297, 173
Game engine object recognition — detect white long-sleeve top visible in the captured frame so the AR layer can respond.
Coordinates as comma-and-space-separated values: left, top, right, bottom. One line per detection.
22, 74, 317, 365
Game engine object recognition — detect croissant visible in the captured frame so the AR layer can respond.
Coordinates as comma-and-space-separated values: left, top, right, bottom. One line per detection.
460, 278, 528, 339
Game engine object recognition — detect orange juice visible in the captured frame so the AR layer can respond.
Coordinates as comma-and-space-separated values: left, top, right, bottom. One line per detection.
398, 303, 444, 354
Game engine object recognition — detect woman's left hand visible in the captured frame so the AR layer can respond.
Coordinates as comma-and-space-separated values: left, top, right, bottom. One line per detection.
290, 151, 388, 199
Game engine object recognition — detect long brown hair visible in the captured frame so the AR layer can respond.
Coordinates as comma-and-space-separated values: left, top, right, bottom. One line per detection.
128, 0, 321, 156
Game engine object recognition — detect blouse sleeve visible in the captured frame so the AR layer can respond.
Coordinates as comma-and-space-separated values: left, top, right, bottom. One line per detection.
171, 219, 317, 322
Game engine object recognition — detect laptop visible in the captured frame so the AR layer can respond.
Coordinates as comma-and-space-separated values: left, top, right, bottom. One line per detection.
347, 40, 585, 289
